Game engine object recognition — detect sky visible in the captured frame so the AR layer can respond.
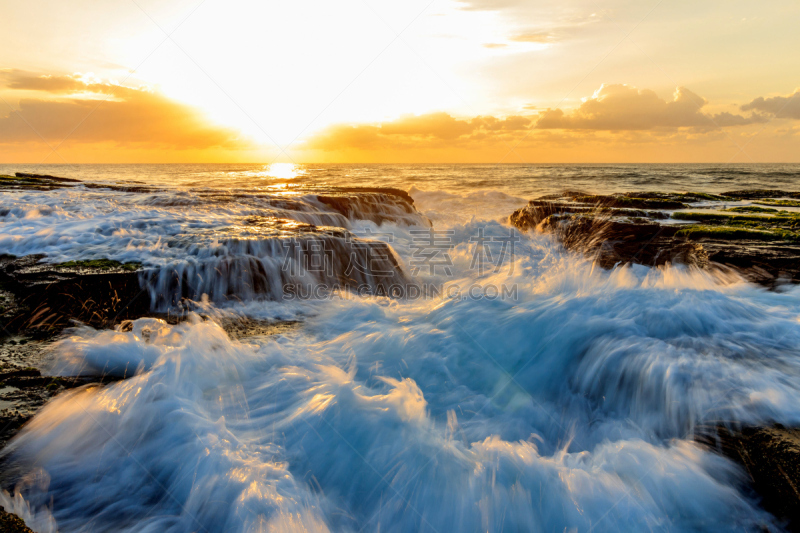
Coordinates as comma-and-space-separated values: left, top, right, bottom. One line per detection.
1, 0, 799, 163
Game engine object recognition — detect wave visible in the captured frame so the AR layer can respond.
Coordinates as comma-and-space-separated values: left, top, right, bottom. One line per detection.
4, 220, 800, 531
4, 177, 800, 531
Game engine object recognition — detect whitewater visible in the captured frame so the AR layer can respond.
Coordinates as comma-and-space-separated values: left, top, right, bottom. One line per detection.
3, 164, 800, 532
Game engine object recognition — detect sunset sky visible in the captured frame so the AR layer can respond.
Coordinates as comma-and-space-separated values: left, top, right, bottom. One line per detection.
2, 0, 799, 163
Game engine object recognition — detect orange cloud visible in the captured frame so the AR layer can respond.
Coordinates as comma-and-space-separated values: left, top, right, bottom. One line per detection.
306, 85, 769, 155
306, 112, 531, 151
301, 85, 798, 163
510, 32, 552, 43
741, 90, 800, 119
535, 84, 766, 131
0, 71, 249, 150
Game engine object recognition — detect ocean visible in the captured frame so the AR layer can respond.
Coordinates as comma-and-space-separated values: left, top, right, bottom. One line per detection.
2, 163, 800, 532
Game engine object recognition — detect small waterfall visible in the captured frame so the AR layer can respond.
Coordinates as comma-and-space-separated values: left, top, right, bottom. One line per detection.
309, 192, 431, 227
139, 232, 408, 310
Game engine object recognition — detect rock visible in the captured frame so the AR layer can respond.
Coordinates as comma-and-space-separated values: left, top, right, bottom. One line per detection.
14, 172, 81, 183
0, 362, 120, 448
0, 509, 34, 533
322, 186, 416, 205
697, 425, 800, 531
723, 189, 800, 200
0, 255, 149, 333
509, 191, 800, 286
509, 199, 707, 270
0, 172, 157, 193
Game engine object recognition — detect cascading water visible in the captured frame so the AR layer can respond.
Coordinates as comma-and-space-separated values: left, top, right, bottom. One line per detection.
2, 166, 800, 532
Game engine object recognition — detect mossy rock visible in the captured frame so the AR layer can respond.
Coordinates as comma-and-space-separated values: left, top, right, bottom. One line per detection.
723, 189, 800, 199
679, 191, 734, 201
755, 199, 800, 208
726, 206, 779, 213
672, 211, 778, 224
0, 174, 72, 190
675, 225, 786, 241
57, 259, 142, 271
573, 195, 687, 210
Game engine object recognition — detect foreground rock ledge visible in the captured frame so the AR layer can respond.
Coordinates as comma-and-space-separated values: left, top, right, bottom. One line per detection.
697, 425, 800, 532
0, 509, 34, 533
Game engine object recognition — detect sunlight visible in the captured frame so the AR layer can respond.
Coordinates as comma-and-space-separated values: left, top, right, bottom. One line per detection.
263, 163, 301, 180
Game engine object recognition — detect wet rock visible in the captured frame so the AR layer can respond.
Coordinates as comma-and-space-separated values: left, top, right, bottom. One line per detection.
0, 509, 34, 533
216, 317, 300, 340
0, 364, 120, 448
0, 172, 157, 193
697, 425, 800, 532
723, 189, 800, 200
510, 200, 707, 270
0, 255, 149, 333
14, 172, 80, 183
510, 191, 800, 286
312, 187, 428, 227
321, 186, 416, 206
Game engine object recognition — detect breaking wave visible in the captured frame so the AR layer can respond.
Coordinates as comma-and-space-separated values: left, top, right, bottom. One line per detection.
2, 176, 800, 532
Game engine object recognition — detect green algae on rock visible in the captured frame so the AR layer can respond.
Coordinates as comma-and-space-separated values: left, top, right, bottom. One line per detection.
56, 259, 142, 271
755, 199, 800, 208
675, 225, 786, 241
510, 189, 800, 286
726, 206, 779, 214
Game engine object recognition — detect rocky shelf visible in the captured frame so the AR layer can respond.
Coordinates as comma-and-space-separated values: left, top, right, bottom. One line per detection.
697, 425, 800, 531
510, 189, 800, 287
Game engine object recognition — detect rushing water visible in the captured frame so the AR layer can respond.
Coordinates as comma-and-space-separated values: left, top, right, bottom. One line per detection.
2, 164, 800, 532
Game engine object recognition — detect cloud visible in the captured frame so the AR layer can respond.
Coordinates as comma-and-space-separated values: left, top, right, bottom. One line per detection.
510, 32, 552, 43
307, 112, 531, 151
535, 84, 767, 130
302, 84, 789, 162
0, 71, 248, 149
456, 0, 522, 11
741, 90, 800, 119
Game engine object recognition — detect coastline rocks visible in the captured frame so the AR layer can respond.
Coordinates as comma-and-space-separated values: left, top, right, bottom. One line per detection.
697, 425, 800, 532
0, 509, 34, 533
510, 191, 800, 286
0, 255, 148, 333
1, 172, 156, 193
509, 198, 708, 270
0, 176, 427, 328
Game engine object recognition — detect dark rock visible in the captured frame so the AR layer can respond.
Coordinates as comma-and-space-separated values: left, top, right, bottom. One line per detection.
14, 172, 81, 183
0, 363, 122, 448
0, 255, 149, 333
1, 172, 158, 193
697, 425, 800, 531
509, 201, 707, 270
0, 509, 34, 533
510, 191, 800, 287
702, 241, 800, 286
723, 190, 800, 200
324, 186, 416, 205
313, 188, 428, 226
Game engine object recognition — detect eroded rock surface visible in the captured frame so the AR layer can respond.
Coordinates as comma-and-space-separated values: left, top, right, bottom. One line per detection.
510, 190, 800, 286
698, 425, 800, 532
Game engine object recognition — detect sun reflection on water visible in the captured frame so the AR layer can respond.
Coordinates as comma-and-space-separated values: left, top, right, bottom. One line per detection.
263, 163, 303, 181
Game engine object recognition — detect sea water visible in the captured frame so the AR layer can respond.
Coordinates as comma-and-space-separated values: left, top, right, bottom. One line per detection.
2, 163, 800, 532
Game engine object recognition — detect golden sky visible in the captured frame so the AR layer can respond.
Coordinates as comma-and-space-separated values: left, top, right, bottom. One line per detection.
1, 0, 799, 163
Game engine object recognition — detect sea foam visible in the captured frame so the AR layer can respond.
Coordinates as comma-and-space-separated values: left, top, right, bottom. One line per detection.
3, 185, 800, 531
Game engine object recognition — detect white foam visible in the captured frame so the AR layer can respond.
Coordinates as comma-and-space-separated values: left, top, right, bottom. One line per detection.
3, 185, 800, 531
